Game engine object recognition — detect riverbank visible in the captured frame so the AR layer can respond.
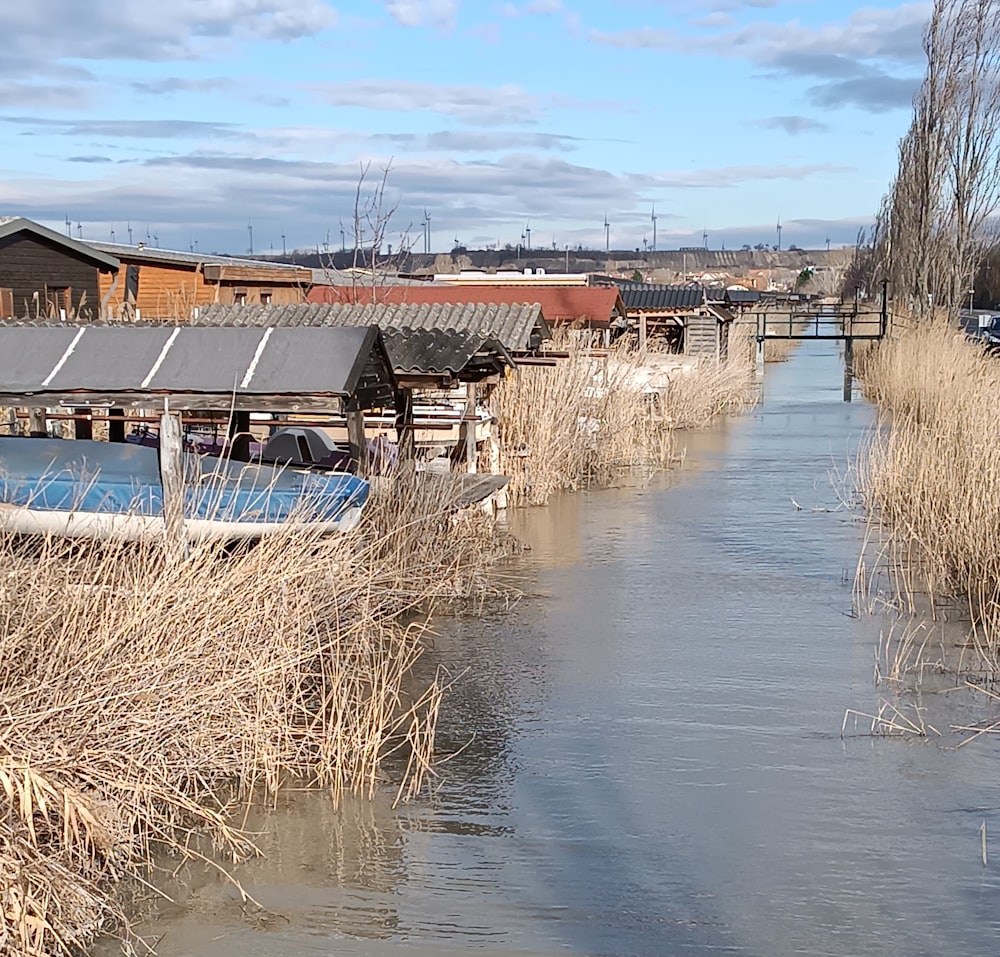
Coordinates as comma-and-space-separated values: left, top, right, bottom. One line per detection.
490, 342, 757, 506
0, 472, 512, 957
856, 316, 1000, 674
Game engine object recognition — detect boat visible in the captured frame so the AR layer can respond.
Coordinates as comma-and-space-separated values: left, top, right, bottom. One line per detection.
0, 437, 369, 543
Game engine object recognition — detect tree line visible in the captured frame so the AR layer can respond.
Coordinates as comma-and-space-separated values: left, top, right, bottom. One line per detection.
847, 0, 1000, 314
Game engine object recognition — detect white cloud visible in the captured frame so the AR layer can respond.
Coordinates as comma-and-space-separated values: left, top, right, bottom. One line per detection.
590, 3, 930, 112
379, 0, 460, 27
309, 80, 622, 125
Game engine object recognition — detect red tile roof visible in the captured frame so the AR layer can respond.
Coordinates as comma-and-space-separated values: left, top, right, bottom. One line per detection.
308, 282, 624, 327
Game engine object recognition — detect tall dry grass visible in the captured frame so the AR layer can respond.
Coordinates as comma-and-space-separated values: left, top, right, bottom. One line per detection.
856, 317, 1000, 671
490, 339, 756, 506
0, 468, 508, 956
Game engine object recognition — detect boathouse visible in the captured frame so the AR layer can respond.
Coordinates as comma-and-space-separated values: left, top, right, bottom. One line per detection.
0, 218, 120, 321
616, 283, 734, 359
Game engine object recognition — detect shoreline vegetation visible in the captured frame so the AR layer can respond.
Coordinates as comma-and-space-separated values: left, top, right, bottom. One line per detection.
0, 343, 755, 956
855, 317, 1000, 679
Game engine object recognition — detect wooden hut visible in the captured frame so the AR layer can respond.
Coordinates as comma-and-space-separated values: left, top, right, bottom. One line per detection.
0, 218, 120, 321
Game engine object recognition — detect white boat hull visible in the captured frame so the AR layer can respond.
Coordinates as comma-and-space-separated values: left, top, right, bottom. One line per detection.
0, 503, 364, 543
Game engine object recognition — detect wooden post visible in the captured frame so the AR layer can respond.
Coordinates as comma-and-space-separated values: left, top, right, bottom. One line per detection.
228, 410, 252, 462
638, 312, 648, 351
28, 408, 47, 437
488, 417, 507, 511
843, 338, 854, 403
394, 387, 416, 463
158, 403, 188, 563
755, 337, 765, 381
73, 409, 93, 441
108, 409, 126, 443
464, 382, 477, 475
346, 409, 367, 477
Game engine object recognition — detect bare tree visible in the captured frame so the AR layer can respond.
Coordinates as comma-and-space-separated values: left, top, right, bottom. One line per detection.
878, 0, 1000, 315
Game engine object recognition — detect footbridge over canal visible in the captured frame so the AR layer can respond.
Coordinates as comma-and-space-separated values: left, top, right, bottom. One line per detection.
752, 294, 890, 401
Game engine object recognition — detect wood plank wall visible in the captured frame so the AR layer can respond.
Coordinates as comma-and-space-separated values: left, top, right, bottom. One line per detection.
0, 236, 101, 319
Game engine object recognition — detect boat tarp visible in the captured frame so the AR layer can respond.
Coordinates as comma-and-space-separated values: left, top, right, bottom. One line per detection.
0, 437, 368, 523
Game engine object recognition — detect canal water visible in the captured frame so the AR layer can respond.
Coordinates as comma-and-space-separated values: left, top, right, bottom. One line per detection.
119, 342, 1000, 956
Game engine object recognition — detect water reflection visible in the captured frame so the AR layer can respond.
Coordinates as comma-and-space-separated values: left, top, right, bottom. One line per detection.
105, 342, 1000, 957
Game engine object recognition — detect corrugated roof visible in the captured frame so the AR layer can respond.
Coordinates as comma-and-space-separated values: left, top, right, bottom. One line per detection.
307, 283, 620, 327
0, 218, 120, 272
618, 284, 705, 311
196, 301, 546, 352
0, 324, 394, 410
385, 326, 513, 377
87, 241, 308, 273
725, 288, 761, 304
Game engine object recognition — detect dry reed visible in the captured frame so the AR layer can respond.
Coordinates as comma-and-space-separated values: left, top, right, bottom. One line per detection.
0, 466, 507, 956
856, 316, 1000, 672
489, 336, 756, 506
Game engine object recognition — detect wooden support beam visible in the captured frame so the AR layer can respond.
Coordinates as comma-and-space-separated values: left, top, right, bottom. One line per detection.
394, 387, 416, 463
638, 312, 648, 351
108, 409, 126, 443
463, 382, 478, 475
158, 407, 188, 563
228, 410, 252, 462
73, 409, 93, 441
28, 409, 47, 438
346, 409, 367, 477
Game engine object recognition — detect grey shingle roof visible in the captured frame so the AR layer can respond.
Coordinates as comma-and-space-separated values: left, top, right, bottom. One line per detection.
0, 324, 395, 411
195, 301, 546, 352
618, 284, 705, 312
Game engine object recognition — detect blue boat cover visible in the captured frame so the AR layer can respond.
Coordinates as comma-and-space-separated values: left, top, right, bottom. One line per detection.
0, 437, 368, 523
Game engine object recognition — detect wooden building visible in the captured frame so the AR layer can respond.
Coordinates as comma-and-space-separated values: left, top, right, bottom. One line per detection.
616, 283, 734, 359
87, 243, 313, 320
0, 218, 120, 321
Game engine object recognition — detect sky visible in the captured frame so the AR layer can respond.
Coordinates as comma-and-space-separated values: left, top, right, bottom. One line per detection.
0, 0, 930, 255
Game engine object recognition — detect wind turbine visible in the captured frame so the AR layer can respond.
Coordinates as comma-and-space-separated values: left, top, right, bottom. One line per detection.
826, 236, 831, 252
127, 222, 133, 245
776, 217, 782, 251
702, 226, 708, 250
281, 232, 287, 256
650, 204, 657, 252
525, 222, 531, 250
76, 222, 83, 239
247, 219, 254, 256
603, 213, 610, 253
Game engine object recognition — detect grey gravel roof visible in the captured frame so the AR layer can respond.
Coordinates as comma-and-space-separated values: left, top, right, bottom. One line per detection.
618, 284, 705, 312
0, 324, 395, 411
0, 218, 120, 272
195, 301, 546, 352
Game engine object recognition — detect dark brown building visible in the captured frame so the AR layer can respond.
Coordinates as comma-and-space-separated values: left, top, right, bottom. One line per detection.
0, 218, 120, 320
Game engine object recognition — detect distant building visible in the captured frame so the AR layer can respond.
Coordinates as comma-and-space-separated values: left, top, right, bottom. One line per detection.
86, 242, 312, 320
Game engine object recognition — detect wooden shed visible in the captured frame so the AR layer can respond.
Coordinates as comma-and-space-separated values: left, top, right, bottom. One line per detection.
86, 243, 312, 320
0, 218, 120, 321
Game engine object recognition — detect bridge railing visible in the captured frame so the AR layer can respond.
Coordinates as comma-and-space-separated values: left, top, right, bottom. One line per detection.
754, 305, 887, 341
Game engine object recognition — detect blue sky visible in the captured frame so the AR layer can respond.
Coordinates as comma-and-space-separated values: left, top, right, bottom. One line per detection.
0, 0, 929, 254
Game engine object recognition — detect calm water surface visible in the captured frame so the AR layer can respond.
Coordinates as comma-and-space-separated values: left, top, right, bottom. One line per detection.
124, 343, 1000, 956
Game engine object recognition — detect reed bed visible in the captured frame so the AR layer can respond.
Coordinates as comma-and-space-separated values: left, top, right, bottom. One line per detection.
0, 467, 506, 957
489, 338, 756, 506
855, 317, 1000, 672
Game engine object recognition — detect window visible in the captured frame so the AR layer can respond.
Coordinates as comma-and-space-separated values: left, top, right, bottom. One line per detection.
233, 287, 248, 305
260, 289, 273, 305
